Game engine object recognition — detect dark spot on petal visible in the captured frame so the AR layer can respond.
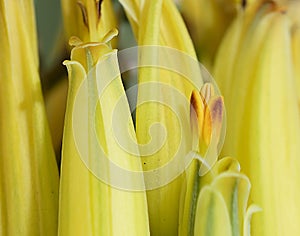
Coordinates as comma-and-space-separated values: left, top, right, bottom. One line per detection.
77, 1, 89, 29
96, 0, 103, 20
242, 0, 247, 9
211, 97, 224, 123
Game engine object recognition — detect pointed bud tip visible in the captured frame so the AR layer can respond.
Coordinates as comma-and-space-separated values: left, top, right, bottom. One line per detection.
200, 83, 215, 104
210, 96, 224, 124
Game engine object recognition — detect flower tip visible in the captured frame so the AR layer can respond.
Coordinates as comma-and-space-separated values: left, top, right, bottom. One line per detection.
210, 96, 224, 125
200, 83, 215, 104
62, 60, 71, 66
102, 28, 119, 44
190, 90, 203, 114
69, 36, 83, 47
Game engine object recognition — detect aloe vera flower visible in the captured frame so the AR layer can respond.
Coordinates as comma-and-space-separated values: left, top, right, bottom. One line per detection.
59, 39, 150, 236
0, 0, 59, 235
119, 0, 205, 234
178, 81, 259, 236
214, 1, 300, 235
0, 0, 265, 235
59, 1, 149, 235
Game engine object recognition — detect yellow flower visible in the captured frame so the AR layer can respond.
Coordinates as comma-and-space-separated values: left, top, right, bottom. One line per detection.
61, 0, 117, 45
119, 0, 204, 234
214, 1, 300, 235
179, 84, 259, 235
59, 36, 150, 236
0, 0, 59, 234
194, 157, 260, 236
179, 82, 226, 235
59, 1, 149, 233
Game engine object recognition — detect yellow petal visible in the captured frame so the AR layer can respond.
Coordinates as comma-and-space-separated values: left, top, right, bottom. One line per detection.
61, 0, 117, 45
59, 42, 150, 235
190, 84, 225, 173
119, 0, 204, 234
194, 186, 232, 236
211, 172, 251, 235
214, 3, 300, 235
243, 204, 262, 236
194, 158, 255, 236
0, 0, 59, 234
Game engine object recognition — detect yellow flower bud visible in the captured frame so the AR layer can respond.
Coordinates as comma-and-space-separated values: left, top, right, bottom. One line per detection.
0, 0, 59, 234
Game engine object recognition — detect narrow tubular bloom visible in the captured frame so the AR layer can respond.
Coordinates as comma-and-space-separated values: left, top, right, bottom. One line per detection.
214, 1, 300, 235
58, 39, 150, 236
179, 83, 258, 235
119, 0, 203, 234
179, 83, 226, 236
59, 1, 150, 235
0, 0, 59, 235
